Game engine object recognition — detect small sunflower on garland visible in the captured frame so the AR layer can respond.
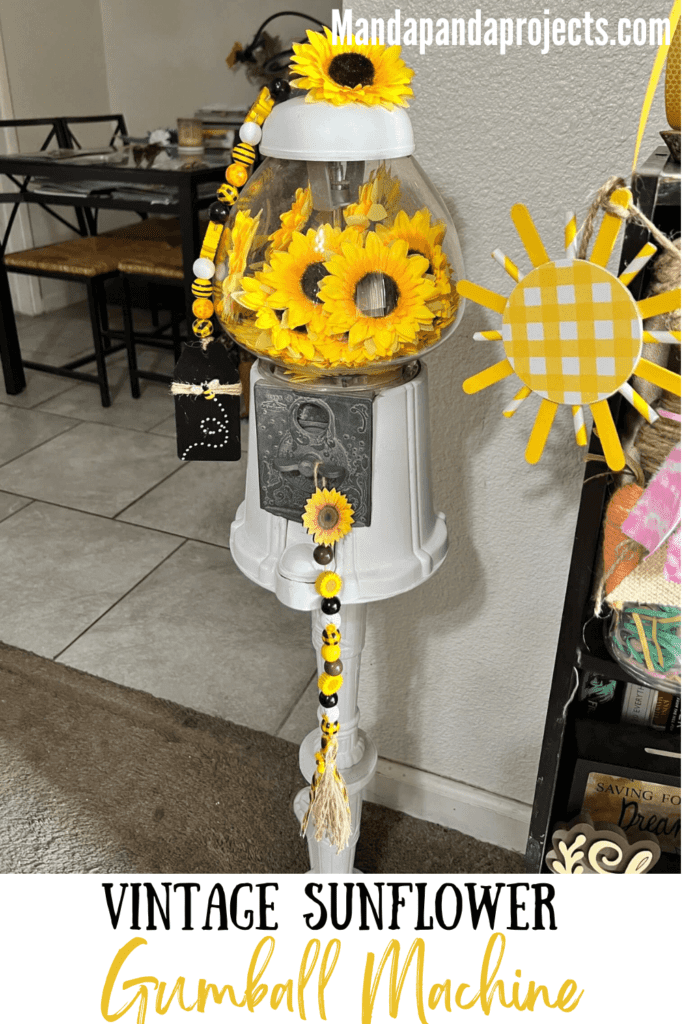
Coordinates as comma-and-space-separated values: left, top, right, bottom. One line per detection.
291, 28, 414, 110
303, 488, 355, 545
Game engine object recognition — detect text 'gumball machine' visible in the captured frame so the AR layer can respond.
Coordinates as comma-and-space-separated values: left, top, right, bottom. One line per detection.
195, 30, 465, 872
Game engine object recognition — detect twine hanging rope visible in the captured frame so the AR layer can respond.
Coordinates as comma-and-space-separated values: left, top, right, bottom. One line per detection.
170, 378, 243, 398
576, 176, 682, 263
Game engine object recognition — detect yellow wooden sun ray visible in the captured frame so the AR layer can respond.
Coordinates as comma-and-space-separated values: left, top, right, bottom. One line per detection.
503, 385, 532, 418
525, 400, 557, 463
491, 248, 522, 282
638, 288, 682, 319
457, 280, 508, 314
463, 359, 514, 394
589, 188, 631, 267
511, 204, 550, 267
635, 358, 682, 396
592, 400, 626, 471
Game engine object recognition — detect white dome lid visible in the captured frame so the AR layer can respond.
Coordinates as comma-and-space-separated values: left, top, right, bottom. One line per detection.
260, 95, 414, 161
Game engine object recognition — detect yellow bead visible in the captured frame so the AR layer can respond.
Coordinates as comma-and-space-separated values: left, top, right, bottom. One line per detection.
318, 673, 342, 696
216, 183, 239, 205
226, 162, 248, 187
193, 319, 213, 338
192, 298, 214, 319
199, 221, 223, 261
321, 644, 340, 662
316, 571, 342, 599
191, 278, 212, 299
245, 87, 274, 126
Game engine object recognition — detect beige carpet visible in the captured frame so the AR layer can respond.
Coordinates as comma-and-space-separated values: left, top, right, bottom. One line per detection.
0, 642, 524, 874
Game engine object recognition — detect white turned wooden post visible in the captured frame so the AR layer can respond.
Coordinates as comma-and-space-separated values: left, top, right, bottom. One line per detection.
293, 602, 377, 873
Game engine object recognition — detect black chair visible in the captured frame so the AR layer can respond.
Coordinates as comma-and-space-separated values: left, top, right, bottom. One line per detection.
57, 114, 128, 151
0, 116, 129, 405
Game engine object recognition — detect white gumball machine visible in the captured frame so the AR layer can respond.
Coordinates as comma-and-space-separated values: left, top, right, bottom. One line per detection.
212, 38, 465, 872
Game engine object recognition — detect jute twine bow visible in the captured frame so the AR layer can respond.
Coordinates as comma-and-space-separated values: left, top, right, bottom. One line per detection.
577, 176, 682, 263
170, 378, 243, 399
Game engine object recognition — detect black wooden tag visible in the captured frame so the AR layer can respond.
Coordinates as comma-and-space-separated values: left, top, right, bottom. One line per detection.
173, 342, 241, 461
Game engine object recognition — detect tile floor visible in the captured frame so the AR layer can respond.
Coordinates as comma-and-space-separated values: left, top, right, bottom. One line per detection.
0, 301, 317, 740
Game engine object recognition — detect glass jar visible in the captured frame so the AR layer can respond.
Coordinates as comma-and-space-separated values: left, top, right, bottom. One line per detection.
605, 603, 681, 694
213, 155, 464, 376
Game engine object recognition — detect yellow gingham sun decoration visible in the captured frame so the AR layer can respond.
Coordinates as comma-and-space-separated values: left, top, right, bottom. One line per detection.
459, 188, 681, 471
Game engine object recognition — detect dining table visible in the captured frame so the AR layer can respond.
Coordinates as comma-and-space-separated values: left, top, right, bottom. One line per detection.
0, 144, 230, 396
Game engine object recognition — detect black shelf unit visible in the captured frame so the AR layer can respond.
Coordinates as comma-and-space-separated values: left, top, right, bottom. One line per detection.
526, 147, 681, 874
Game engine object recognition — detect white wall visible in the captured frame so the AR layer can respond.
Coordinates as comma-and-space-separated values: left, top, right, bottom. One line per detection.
346, 0, 669, 838
98, 1, 333, 136
0, 0, 112, 310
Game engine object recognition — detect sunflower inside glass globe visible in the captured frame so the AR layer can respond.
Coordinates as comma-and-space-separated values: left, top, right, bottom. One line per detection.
212, 29, 464, 374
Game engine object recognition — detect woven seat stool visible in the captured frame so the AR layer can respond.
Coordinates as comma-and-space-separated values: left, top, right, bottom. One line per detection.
3, 236, 126, 406
103, 216, 181, 243
117, 239, 185, 397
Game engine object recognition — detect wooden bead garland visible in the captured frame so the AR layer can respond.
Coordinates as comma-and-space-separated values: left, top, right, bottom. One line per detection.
187, 85, 275, 350
301, 557, 352, 852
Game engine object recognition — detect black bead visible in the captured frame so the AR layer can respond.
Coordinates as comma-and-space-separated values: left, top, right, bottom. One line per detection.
209, 201, 230, 224
319, 691, 338, 708
313, 544, 333, 565
324, 660, 343, 676
321, 596, 340, 615
270, 78, 291, 103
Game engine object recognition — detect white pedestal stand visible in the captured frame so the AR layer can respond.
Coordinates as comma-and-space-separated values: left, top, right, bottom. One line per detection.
230, 360, 447, 873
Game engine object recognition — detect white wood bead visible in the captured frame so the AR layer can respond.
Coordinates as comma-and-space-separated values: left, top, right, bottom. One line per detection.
193, 257, 215, 279
239, 122, 262, 145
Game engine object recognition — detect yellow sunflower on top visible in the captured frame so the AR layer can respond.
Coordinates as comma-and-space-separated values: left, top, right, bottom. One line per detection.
319, 231, 438, 357
290, 28, 414, 110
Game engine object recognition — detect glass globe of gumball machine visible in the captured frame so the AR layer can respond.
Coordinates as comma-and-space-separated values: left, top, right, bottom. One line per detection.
212, 31, 465, 872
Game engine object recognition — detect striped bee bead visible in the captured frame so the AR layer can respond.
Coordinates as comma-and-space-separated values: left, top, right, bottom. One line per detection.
191, 278, 212, 299
232, 142, 256, 167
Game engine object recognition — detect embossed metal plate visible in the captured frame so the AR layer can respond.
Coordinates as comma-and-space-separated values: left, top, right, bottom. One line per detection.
254, 381, 372, 526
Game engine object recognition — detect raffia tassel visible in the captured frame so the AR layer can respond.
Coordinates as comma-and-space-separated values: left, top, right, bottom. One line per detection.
301, 737, 352, 852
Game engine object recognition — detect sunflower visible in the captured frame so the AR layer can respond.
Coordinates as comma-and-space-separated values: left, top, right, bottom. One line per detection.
290, 28, 413, 110
344, 164, 402, 231
376, 207, 460, 330
267, 186, 313, 255
375, 209, 448, 292
318, 230, 438, 357
217, 209, 262, 310
302, 488, 354, 545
